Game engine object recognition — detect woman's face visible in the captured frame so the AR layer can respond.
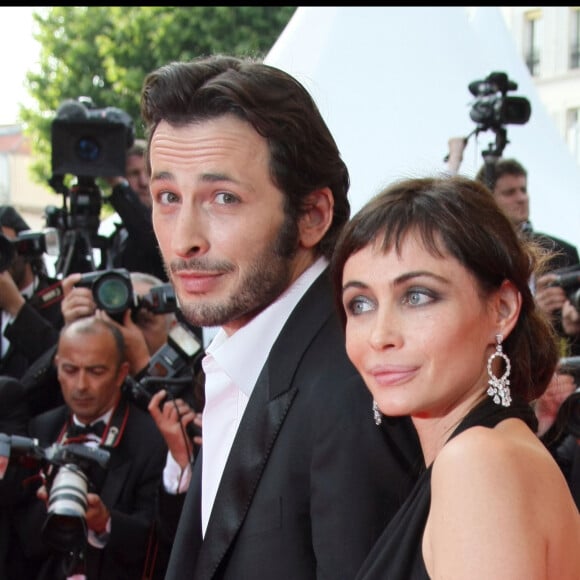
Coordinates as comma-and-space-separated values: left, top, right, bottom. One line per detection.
341, 233, 500, 420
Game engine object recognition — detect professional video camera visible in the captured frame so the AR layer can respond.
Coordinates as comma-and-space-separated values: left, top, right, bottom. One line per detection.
0, 229, 60, 272
469, 71, 531, 132
547, 268, 580, 311
0, 434, 110, 554
51, 96, 135, 178
48, 97, 135, 276
453, 71, 532, 175
75, 267, 177, 322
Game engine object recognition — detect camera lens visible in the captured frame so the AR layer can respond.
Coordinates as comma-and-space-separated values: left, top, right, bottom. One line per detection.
93, 272, 132, 314
41, 464, 88, 552
75, 136, 101, 162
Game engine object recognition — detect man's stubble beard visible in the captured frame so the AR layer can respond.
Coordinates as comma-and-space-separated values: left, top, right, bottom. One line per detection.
170, 212, 300, 328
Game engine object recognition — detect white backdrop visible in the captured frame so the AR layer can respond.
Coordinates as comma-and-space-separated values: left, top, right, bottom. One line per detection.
265, 7, 580, 249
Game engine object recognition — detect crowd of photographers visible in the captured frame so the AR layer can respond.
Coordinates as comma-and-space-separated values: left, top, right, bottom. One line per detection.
0, 129, 205, 577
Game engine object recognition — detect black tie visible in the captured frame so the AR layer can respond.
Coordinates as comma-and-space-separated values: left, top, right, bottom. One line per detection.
67, 420, 106, 439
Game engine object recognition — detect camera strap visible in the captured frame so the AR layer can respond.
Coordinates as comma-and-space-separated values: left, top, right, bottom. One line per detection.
58, 398, 130, 449
101, 398, 129, 449
28, 281, 64, 310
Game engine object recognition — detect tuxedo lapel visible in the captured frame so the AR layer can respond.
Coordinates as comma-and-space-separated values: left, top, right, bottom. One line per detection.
194, 270, 334, 578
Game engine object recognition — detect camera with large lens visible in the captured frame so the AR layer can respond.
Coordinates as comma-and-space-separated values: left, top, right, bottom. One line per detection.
547, 268, 580, 311
51, 96, 135, 178
0, 229, 60, 273
75, 268, 178, 323
75, 268, 134, 322
0, 435, 110, 553
469, 71, 531, 131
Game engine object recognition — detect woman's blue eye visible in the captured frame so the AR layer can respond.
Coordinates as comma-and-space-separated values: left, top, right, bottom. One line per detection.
347, 296, 375, 315
404, 289, 434, 306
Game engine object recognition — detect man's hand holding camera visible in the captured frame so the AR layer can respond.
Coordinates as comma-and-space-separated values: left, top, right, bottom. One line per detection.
148, 390, 201, 469
535, 272, 569, 321
37, 483, 111, 540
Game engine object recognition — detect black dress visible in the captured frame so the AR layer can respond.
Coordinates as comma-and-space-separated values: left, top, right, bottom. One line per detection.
354, 397, 538, 580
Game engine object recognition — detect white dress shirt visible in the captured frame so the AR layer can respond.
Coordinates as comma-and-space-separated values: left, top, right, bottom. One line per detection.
161, 257, 328, 537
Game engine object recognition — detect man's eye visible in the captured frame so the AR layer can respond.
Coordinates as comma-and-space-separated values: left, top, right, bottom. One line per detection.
158, 191, 179, 204
215, 192, 238, 205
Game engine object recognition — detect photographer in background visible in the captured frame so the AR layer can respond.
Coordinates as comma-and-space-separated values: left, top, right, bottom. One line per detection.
7, 316, 168, 579
0, 205, 65, 380
102, 140, 168, 282
21, 270, 201, 417
474, 157, 580, 356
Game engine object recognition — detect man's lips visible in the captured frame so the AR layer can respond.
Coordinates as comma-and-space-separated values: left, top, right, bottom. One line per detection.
174, 271, 223, 293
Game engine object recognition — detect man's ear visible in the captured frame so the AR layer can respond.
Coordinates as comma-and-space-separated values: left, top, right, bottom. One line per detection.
298, 187, 334, 249
495, 279, 521, 338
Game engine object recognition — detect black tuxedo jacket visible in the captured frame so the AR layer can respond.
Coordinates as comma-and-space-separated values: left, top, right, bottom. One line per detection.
165, 270, 421, 580
12, 400, 168, 579
0, 273, 64, 380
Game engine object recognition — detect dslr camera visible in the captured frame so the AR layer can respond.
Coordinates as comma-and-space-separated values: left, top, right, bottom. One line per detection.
51, 96, 135, 178
75, 268, 177, 322
469, 71, 531, 131
547, 268, 580, 311
0, 434, 110, 553
124, 322, 204, 411
0, 229, 60, 272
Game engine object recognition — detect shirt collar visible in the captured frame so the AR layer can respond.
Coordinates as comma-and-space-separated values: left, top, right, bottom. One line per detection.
205, 257, 328, 397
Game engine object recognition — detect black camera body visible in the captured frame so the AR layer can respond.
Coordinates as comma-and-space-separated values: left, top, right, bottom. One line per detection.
75, 268, 177, 323
0, 230, 60, 272
124, 322, 204, 410
469, 71, 531, 131
547, 269, 580, 311
0, 435, 110, 553
51, 96, 135, 178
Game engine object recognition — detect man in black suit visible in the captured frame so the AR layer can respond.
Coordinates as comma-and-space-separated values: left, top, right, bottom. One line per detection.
475, 158, 580, 356
0, 206, 65, 379
8, 316, 167, 579
141, 55, 420, 579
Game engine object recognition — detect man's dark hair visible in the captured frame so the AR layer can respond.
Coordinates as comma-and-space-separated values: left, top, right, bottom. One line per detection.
475, 158, 527, 192
140, 55, 350, 259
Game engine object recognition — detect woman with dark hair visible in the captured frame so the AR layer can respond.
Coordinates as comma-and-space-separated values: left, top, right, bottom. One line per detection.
331, 175, 580, 579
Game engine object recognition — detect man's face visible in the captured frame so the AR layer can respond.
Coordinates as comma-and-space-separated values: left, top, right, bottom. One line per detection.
149, 115, 301, 335
126, 152, 151, 208
493, 173, 529, 228
56, 327, 129, 424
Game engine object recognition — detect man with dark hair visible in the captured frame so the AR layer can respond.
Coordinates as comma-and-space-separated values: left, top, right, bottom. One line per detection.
142, 55, 419, 579
475, 157, 580, 356
0, 205, 64, 379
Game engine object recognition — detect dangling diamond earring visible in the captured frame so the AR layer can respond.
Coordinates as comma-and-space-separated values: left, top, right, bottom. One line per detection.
486, 334, 512, 407
372, 400, 382, 425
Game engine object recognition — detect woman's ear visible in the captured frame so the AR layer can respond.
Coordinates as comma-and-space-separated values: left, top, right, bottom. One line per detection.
298, 187, 334, 249
495, 279, 522, 338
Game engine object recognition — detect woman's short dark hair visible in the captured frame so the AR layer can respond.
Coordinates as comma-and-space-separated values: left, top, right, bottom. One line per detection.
330, 174, 559, 403
141, 55, 350, 259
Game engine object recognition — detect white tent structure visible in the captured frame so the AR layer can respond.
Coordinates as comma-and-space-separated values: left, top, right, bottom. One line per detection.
266, 7, 580, 249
